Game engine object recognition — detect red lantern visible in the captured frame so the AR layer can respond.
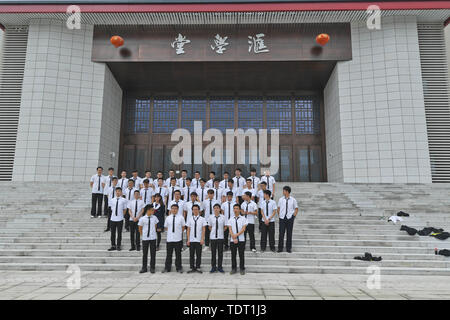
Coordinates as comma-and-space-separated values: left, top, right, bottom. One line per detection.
316, 33, 330, 46
110, 35, 124, 48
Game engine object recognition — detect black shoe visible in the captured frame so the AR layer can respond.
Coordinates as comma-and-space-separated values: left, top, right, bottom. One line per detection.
187, 269, 196, 274
217, 267, 225, 273
150, 268, 155, 274
177, 269, 183, 274
117, 246, 122, 251
136, 247, 141, 251
196, 269, 203, 274
129, 247, 136, 251
287, 249, 292, 253
210, 267, 217, 273
162, 269, 170, 273
108, 246, 116, 251
139, 268, 147, 273
277, 249, 283, 253
156, 246, 160, 251
271, 249, 276, 253
230, 269, 237, 275
104, 229, 110, 232
240, 269, 246, 275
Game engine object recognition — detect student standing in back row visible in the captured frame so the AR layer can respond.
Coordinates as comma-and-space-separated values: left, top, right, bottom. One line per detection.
90, 167, 105, 218
277, 186, 298, 253
103, 167, 115, 218
104, 177, 118, 232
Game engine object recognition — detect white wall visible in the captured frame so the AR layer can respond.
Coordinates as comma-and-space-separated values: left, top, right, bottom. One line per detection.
324, 16, 432, 183
0, 28, 4, 77
12, 19, 122, 182
446, 24, 450, 89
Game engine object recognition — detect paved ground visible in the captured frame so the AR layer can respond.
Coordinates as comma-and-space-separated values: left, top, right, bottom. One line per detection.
1, 270, 450, 300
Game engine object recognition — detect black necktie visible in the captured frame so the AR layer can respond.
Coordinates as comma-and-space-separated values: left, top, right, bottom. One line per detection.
112, 188, 115, 199
159, 187, 161, 194
201, 189, 204, 202
266, 200, 269, 218
215, 216, 219, 238
236, 178, 239, 188
115, 199, 118, 216
147, 216, 151, 237
209, 200, 212, 216
235, 217, 239, 235
172, 215, 175, 233
98, 176, 101, 191
128, 190, 132, 200
267, 176, 270, 190
144, 189, 147, 203
171, 187, 174, 200
194, 216, 198, 238
183, 179, 186, 188
245, 203, 248, 218
187, 187, 190, 198
228, 202, 231, 219
121, 180, 124, 189
109, 178, 112, 187
134, 201, 138, 218
196, 180, 199, 188
215, 188, 218, 200
285, 198, 289, 218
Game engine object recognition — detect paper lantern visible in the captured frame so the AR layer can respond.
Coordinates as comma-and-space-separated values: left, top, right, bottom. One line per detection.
110, 35, 124, 48
316, 33, 330, 46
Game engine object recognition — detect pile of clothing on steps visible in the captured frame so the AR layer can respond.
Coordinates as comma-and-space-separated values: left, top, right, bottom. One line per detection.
354, 252, 382, 261
400, 225, 450, 240
388, 211, 410, 224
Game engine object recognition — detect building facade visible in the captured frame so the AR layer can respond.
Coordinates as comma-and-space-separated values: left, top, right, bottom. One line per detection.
0, 1, 449, 183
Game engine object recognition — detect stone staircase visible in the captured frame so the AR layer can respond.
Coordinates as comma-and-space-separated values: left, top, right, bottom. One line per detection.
1, 182, 450, 275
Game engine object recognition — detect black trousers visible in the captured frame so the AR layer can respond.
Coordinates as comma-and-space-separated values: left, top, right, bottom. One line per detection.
260, 221, 275, 250
91, 193, 103, 217
224, 228, 230, 249
165, 241, 183, 271
129, 221, 140, 249
230, 241, 245, 270
103, 195, 109, 216
278, 217, 295, 251
210, 239, 224, 268
110, 220, 123, 247
244, 223, 256, 250
124, 209, 130, 231
189, 242, 202, 269
157, 231, 162, 247
142, 239, 156, 270
106, 207, 112, 230
204, 228, 210, 246
257, 208, 263, 231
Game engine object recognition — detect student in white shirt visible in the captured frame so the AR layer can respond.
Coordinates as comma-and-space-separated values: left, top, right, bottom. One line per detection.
241, 191, 258, 252
202, 189, 219, 249
154, 177, 168, 206
233, 168, 246, 205
130, 170, 142, 190
242, 178, 256, 201
167, 177, 181, 203
138, 204, 158, 274
186, 204, 206, 273
117, 170, 128, 190
256, 181, 268, 232
192, 171, 202, 189
227, 204, 248, 275
152, 194, 166, 251
108, 187, 128, 251
183, 192, 203, 222
248, 167, 261, 193
123, 179, 137, 232
260, 171, 276, 197
209, 203, 226, 273
103, 167, 115, 218
222, 179, 237, 203
211, 178, 223, 202
140, 179, 154, 205
221, 191, 236, 251
167, 190, 185, 218
104, 176, 118, 232
90, 166, 105, 218
260, 190, 277, 252
177, 169, 188, 189
196, 178, 208, 203
182, 177, 194, 201
165, 169, 176, 188
163, 203, 186, 273
128, 190, 145, 251
219, 171, 230, 189
143, 170, 154, 189
153, 171, 164, 189
205, 171, 216, 189
277, 186, 299, 253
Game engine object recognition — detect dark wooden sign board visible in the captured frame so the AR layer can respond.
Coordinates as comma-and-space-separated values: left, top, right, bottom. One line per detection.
92, 24, 352, 62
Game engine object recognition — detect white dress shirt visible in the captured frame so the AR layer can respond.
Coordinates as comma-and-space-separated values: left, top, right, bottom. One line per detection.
278, 196, 298, 219
167, 185, 181, 203
177, 177, 188, 188
240, 200, 258, 224
192, 178, 201, 189
110, 197, 128, 221
219, 178, 230, 189
202, 199, 220, 224
260, 199, 277, 223
205, 179, 214, 189
209, 214, 226, 240
257, 189, 266, 206
103, 175, 114, 195
260, 175, 276, 192
140, 187, 154, 205
90, 174, 105, 194
187, 215, 206, 242
221, 200, 237, 221
183, 200, 203, 222
124, 187, 138, 201
130, 176, 143, 189
222, 187, 237, 202
196, 187, 209, 202
127, 199, 145, 221
139, 215, 159, 241
233, 176, 246, 196
154, 186, 168, 204
242, 187, 256, 199
182, 185, 195, 200
165, 177, 176, 188
168, 199, 186, 217
106, 185, 117, 207
247, 176, 261, 190
211, 187, 224, 202
226, 216, 248, 242
117, 177, 129, 190
164, 214, 186, 242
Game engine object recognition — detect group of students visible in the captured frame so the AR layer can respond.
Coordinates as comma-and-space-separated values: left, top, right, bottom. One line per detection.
90, 167, 299, 275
